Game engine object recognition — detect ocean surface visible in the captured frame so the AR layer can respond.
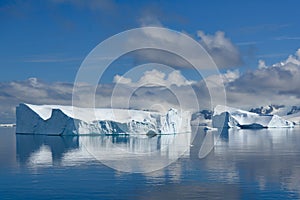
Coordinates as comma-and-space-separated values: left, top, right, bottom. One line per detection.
1, 126, 300, 199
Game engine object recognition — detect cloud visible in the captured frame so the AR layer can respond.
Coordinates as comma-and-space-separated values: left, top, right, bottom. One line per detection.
0, 78, 74, 123
168, 48, 300, 109
23, 55, 82, 63
226, 48, 300, 107
258, 60, 267, 69
236, 41, 259, 46
113, 69, 195, 87
0, 70, 200, 123
2, 49, 300, 123
239, 24, 290, 34
113, 75, 132, 85
127, 29, 242, 70
138, 3, 186, 27
273, 36, 300, 41
197, 31, 243, 68
138, 10, 163, 27
110, 70, 200, 113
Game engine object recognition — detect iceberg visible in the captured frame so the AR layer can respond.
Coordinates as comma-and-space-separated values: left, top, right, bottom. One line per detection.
212, 105, 294, 129
16, 103, 191, 135
283, 112, 300, 125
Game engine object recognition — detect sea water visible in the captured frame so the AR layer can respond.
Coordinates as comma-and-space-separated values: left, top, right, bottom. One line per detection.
0, 127, 300, 199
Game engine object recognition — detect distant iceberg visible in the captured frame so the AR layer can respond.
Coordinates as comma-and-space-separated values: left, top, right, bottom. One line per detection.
16, 103, 191, 135
283, 112, 300, 125
212, 105, 294, 129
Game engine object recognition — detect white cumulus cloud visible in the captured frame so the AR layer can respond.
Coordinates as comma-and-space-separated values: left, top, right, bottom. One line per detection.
197, 31, 242, 68
113, 69, 195, 87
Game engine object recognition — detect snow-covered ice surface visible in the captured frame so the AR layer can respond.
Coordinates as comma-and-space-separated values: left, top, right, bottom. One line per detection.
283, 112, 300, 125
0, 123, 16, 127
250, 105, 299, 116
249, 105, 300, 125
16, 103, 191, 135
212, 105, 294, 129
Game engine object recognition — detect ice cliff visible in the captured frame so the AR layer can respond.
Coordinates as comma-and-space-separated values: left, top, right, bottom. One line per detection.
16, 103, 191, 135
212, 105, 294, 129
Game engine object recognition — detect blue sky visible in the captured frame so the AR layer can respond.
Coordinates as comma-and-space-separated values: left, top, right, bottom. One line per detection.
1, 0, 299, 82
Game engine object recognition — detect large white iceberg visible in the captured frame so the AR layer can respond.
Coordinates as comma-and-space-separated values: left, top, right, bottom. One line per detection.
16, 103, 191, 135
212, 105, 294, 128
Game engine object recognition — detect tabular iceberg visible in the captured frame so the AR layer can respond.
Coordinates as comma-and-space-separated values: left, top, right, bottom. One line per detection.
212, 105, 294, 129
16, 103, 191, 135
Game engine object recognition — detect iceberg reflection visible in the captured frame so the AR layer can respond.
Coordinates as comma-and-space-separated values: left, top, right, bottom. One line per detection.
16, 131, 193, 172
17, 135, 79, 167
210, 128, 300, 194
67, 132, 192, 173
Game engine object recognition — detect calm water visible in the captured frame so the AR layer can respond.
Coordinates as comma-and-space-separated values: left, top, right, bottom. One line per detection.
1, 127, 300, 199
